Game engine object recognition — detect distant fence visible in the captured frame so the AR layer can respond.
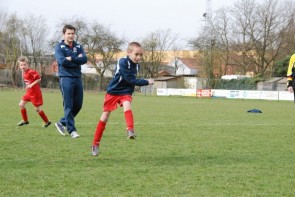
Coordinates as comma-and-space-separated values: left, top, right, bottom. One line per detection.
157, 88, 294, 101
0, 69, 106, 91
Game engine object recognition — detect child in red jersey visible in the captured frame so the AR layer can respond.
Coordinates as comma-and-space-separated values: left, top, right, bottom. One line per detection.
17, 56, 51, 128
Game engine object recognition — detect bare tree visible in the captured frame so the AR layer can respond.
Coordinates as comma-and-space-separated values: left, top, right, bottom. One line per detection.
2, 13, 22, 86
232, 0, 293, 77
141, 29, 177, 78
230, 0, 256, 75
212, 7, 233, 75
49, 17, 88, 50
189, 24, 222, 88
279, 14, 295, 56
0, 9, 8, 63
0, 8, 8, 31
20, 14, 48, 72
191, 0, 294, 81
81, 21, 125, 91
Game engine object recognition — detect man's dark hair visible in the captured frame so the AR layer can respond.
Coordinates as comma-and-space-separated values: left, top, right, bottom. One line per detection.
62, 24, 76, 34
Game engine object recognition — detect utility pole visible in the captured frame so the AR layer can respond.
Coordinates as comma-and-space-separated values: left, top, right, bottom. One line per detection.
203, 0, 212, 30
203, 0, 213, 53
202, 0, 214, 88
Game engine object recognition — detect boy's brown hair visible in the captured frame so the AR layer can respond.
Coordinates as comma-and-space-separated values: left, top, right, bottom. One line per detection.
127, 42, 142, 52
18, 56, 29, 65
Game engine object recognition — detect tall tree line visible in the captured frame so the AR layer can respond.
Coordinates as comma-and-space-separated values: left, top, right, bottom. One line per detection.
0, 10, 48, 86
2, 0, 294, 89
190, 0, 295, 87
0, 10, 177, 89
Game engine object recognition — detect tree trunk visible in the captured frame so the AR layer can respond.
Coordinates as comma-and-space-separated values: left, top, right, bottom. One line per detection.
11, 61, 18, 87
99, 73, 104, 92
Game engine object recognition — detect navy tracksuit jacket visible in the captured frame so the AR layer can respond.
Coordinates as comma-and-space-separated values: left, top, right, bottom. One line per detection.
107, 56, 149, 95
54, 40, 87, 133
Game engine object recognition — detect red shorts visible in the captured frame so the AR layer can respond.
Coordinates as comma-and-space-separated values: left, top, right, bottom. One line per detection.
22, 92, 43, 107
103, 94, 132, 112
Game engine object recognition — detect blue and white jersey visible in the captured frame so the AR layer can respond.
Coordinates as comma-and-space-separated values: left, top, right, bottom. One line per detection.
107, 56, 149, 95
54, 40, 87, 77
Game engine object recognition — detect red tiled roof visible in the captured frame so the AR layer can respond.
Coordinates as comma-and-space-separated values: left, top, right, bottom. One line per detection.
178, 58, 201, 69
158, 70, 172, 76
0, 63, 6, 69
155, 76, 178, 81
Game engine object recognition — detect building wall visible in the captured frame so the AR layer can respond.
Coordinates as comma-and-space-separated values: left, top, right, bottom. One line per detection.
184, 77, 206, 89
154, 79, 180, 89
176, 65, 197, 76
95, 50, 197, 62
154, 81, 168, 89
167, 80, 179, 88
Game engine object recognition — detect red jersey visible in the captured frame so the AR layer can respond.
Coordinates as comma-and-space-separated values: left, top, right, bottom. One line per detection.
23, 69, 41, 94
22, 69, 43, 106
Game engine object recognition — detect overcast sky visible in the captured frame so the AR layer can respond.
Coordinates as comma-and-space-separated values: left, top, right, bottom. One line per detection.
1, 0, 238, 49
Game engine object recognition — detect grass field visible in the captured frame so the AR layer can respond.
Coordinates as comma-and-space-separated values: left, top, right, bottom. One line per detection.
1, 89, 295, 197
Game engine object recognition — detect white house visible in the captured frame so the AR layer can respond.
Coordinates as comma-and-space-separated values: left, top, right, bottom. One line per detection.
168, 58, 198, 76
95, 60, 117, 78
164, 58, 205, 89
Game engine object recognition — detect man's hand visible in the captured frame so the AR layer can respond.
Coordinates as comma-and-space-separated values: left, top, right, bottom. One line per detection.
66, 56, 72, 61
288, 86, 293, 93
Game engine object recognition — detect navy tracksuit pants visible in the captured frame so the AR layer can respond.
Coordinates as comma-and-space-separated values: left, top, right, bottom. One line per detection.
59, 77, 83, 133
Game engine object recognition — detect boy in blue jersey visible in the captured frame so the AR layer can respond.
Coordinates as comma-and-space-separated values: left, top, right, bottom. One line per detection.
91, 42, 154, 156
54, 24, 87, 139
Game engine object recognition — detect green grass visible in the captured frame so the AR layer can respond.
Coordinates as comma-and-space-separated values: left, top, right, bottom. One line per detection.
1, 89, 295, 196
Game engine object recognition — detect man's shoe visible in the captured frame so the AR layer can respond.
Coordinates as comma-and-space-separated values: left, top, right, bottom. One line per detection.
55, 122, 66, 136
43, 121, 51, 128
92, 145, 99, 156
127, 130, 136, 139
70, 131, 80, 139
17, 120, 29, 126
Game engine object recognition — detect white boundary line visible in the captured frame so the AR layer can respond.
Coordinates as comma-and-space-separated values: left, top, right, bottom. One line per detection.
4, 122, 294, 126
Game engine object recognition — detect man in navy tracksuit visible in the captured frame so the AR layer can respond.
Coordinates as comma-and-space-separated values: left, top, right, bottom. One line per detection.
54, 24, 87, 138
91, 42, 154, 156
